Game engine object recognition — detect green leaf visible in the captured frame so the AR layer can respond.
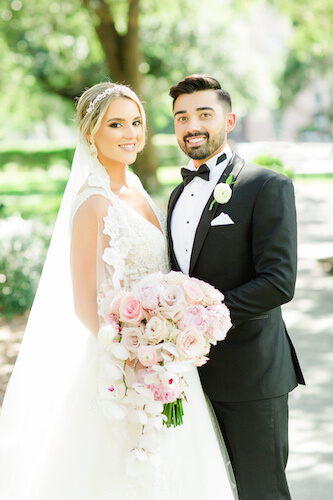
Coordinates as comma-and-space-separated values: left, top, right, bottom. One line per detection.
226, 175, 234, 185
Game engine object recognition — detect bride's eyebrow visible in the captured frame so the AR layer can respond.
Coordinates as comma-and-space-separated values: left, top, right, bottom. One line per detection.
107, 115, 141, 123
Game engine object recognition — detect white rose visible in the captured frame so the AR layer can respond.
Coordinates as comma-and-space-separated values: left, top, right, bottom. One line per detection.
144, 316, 168, 344
213, 182, 232, 204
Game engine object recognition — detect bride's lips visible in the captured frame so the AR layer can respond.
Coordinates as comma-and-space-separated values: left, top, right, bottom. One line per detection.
119, 143, 136, 151
186, 136, 207, 147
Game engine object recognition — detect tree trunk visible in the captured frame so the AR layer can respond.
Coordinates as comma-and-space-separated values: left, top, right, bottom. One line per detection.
85, 0, 159, 188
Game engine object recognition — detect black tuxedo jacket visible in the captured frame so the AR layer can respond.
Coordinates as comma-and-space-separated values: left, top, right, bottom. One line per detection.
167, 153, 305, 402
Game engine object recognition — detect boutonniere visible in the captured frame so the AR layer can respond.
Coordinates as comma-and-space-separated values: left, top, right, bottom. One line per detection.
209, 175, 236, 211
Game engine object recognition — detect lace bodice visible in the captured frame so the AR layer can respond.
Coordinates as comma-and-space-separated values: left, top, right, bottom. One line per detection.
71, 160, 170, 321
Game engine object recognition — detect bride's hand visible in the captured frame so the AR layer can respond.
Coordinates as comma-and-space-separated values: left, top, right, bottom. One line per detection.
126, 358, 145, 372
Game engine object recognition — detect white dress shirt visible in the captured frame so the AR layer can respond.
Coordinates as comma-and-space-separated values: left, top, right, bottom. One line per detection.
171, 145, 232, 275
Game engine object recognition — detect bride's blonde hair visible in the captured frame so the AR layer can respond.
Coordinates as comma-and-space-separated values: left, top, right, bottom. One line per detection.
76, 82, 146, 153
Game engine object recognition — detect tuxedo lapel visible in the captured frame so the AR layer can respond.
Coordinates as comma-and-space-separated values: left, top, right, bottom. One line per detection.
189, 153, 245, 274
167, 183, 184, 271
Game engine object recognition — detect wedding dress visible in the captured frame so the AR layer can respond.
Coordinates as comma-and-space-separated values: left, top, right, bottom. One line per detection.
0, 144, 237, 499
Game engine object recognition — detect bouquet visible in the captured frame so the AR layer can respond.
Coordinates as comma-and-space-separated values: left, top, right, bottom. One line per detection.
97, 271, 232, 471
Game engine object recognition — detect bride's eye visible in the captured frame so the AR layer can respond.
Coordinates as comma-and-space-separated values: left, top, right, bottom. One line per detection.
133, 120, 142, 126
109, 122, 121, 128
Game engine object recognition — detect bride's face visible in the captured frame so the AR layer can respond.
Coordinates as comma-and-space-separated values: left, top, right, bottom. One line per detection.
92, 97, 143, 168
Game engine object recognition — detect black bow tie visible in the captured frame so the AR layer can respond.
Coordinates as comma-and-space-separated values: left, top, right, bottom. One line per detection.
181, 163, 210, 186
180, 153, 227, 187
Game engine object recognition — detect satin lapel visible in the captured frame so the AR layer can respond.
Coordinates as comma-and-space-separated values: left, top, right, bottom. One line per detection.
167, 183, 184, 271
189, 153, 245, 274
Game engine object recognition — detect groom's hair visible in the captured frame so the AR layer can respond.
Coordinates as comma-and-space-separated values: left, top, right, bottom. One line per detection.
169, 74, 232, 111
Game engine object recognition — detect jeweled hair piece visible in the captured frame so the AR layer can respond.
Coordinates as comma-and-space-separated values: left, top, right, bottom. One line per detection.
85, 88, 114, 116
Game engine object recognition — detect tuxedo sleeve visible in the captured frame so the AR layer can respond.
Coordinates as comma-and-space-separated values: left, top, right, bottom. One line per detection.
223, 175, 297, 327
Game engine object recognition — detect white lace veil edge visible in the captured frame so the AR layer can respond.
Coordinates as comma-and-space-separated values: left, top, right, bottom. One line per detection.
0, 143, 97, 490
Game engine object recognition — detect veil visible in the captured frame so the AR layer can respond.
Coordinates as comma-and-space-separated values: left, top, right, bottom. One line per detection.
0, 142, 97, 491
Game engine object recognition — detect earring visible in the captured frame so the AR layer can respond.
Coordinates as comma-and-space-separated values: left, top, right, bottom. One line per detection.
89, 143, 97, 158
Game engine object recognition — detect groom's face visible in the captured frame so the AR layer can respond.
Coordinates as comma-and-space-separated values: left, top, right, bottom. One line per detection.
173, 90, 235, 163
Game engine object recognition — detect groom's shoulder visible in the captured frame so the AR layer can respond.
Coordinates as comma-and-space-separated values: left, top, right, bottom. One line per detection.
236, 154, 292, 186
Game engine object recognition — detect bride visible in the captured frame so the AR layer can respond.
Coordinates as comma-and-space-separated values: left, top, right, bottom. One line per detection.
0, 82, 237, 499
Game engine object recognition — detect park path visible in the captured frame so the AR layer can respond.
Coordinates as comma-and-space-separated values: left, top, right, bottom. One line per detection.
0, 179, 332, 499
284, 180, 333, 499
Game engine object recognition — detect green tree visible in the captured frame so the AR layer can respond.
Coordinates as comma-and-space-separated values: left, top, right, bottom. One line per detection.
271, 0, 333, 109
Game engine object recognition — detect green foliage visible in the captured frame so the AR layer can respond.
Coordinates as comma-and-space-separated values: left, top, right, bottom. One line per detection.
0, 145, 75, 169
0, 217, 52, 319
0, 161, 68, 222
254, 154, 294, 179
272, 0, 333, 108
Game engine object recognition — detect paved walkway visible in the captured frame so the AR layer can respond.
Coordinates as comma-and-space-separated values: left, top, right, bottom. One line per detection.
284, 180, 333, 499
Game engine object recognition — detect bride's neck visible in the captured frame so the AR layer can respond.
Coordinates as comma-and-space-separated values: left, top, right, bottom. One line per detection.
98, 157, 128, 191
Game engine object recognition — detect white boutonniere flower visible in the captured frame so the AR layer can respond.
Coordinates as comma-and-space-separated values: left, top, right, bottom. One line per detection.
209, 175, 235, 211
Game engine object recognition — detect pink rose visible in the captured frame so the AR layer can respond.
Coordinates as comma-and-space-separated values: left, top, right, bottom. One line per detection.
119, 294, 146, 324
206, 304, 232, 343
200, 282, 225, 306
178, 305, 207, 331
176, 326, 206, 360
120, 326, 145, 357
109, 290, 127, 318
159, 284, 186, 321
182, 278, 204, 304
144, 316, 168, 344
137, 346, 158, 367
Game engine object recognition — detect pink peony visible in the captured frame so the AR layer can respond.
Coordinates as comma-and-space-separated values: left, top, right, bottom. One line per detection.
133, 278, 163, 312
182, 278, 204, 304
206, 304, 232, 343
105, 313, 120, 330
137, 346, 158, 367
178, 304, 207, 331
176, 326, 206, 360
119, 294, 146, 324
148, 380, 181, 403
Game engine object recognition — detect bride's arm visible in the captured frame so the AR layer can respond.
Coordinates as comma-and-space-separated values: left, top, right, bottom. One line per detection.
70, 195, 110, 337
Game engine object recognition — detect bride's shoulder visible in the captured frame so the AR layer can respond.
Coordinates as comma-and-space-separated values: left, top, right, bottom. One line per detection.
71, 185, 111, 226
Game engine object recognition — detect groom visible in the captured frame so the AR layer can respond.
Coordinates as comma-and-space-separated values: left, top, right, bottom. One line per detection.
167, 74, 305, 499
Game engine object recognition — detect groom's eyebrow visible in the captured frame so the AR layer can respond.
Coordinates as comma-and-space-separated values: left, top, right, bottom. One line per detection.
174, 106, 215, 116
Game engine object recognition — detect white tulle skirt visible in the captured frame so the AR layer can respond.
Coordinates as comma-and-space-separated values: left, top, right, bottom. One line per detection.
0, 334, 237, 500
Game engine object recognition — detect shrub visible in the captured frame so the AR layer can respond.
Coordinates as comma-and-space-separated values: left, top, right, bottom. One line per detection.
0, 216, 52, 319
254, 154, 294, 179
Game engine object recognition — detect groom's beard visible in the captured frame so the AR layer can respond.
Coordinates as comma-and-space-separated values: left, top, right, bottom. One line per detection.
178, 127, 226, 160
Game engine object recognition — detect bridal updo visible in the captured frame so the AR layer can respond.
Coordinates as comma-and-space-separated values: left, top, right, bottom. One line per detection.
76, 82, 147, 154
